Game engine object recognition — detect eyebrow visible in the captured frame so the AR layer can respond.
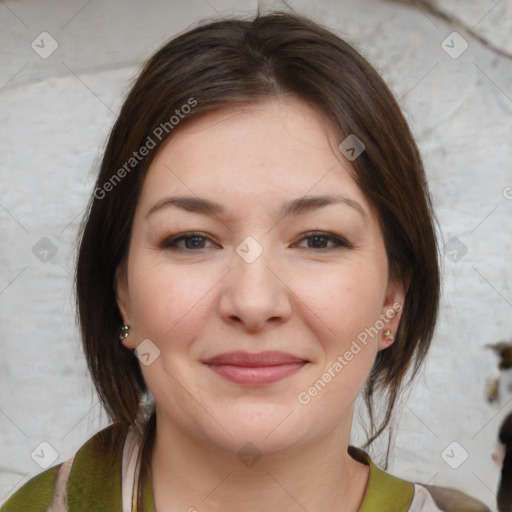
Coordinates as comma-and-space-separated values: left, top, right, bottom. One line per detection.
145, 194, 368, 222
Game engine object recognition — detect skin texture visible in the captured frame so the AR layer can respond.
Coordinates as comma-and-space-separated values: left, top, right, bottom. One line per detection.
116, 97, 405, 512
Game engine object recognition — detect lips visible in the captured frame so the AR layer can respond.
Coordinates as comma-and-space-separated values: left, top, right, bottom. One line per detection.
203, 351, 307, 366
202, 351, 308, 385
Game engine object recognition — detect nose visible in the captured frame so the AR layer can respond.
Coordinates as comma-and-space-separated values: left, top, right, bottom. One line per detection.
218, 242, 293, 332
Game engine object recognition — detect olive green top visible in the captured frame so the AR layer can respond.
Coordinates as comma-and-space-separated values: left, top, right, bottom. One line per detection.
1, 425, 415, 512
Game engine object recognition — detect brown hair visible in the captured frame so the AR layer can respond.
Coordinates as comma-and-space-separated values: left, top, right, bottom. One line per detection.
76, 10, 440, 458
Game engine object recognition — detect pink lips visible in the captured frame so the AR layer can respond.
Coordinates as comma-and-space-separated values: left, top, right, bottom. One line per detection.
202, 351, 308, 385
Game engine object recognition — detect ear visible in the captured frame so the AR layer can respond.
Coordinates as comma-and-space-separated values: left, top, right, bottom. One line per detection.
377, 275, 407, 351
114, 262, 136, 349
492, 443, 505, 467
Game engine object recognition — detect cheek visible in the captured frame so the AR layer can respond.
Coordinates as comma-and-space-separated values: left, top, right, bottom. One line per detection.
128, 257, 215, 343
292, 264, 385, 399
298, 265, 386, 340
131, 271, 175, 337
301, 278, 381, 408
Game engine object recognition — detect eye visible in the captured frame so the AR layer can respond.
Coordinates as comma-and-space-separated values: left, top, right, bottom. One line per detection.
159, 232, 216, 250
159, 231, 352, 251
296, 231, 352, 250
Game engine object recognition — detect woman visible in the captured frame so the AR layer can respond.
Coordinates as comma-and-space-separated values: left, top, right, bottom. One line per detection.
2, 10, 443, 512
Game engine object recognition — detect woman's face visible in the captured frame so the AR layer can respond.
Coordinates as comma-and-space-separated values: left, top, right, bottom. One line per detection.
116, 97, 404, 454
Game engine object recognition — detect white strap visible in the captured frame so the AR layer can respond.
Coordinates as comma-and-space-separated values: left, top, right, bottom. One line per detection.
45, 431, 142, 512
47, 456, 75, 512
121, 429, 142, 512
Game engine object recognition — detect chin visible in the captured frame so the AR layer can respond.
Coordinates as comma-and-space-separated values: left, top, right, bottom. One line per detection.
213, 406, 310, 452
215, 425, 304, 457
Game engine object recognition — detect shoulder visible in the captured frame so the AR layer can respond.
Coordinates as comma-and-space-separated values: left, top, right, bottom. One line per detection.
1, 423, 127, 512
410, 484, 445, 512
420, 484, 491, 512
0, 464, 61, 512
348, 446, 443, 512
348, 446, 490, 512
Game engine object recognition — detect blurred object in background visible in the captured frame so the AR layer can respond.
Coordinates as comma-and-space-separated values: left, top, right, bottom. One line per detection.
487, 341, 512, 370
494, 412, 512, 512
486, 340, 512, 404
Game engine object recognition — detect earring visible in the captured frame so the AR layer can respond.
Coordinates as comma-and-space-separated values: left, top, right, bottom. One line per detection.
384, 330, 393, 341
118, 325, 130, 341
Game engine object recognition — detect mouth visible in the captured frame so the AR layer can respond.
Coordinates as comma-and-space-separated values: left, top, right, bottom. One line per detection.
202, 351, 309, 386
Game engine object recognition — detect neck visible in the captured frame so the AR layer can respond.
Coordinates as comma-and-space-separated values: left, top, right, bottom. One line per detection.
149, 409, 369, 512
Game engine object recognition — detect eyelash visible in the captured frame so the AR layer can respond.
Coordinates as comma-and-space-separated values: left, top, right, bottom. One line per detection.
159, 231, 352, 251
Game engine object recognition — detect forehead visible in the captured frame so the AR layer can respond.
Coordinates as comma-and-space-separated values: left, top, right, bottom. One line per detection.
138, 97, 372, 221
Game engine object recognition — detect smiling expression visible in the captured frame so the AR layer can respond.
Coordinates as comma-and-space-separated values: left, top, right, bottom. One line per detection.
115, 96, 404, 454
